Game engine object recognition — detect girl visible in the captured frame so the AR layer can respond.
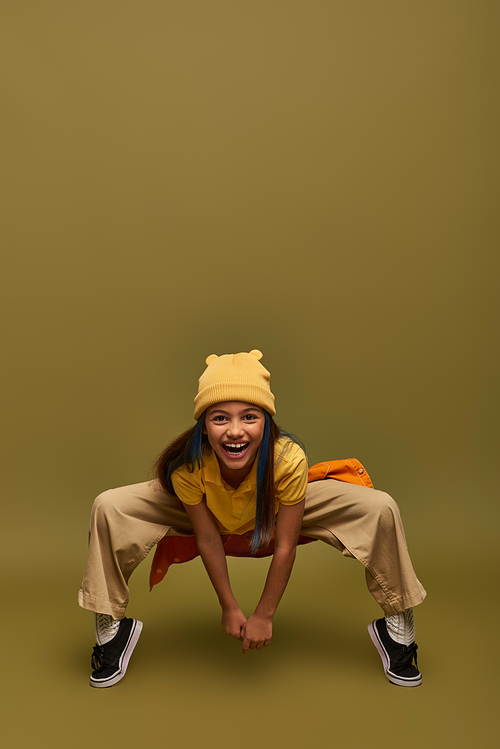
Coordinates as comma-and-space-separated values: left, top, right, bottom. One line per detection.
79, 350, 426, 688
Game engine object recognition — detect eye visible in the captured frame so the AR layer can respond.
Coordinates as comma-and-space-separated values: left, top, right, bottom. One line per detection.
212, 415, 227, 422
243, 413, 258, 421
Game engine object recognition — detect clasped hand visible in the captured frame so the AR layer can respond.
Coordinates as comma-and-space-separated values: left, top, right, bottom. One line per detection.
221, 608, 272, 654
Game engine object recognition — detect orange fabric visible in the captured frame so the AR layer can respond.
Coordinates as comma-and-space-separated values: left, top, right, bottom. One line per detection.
149, 458, 372, 590
307, 458, 373, 488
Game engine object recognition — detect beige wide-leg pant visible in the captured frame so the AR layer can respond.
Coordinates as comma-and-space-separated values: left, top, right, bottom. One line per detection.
78, 479, 426, 619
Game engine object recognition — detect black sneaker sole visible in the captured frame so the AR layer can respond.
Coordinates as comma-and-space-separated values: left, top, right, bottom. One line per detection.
90, 619, 143, 688
368, 620, 422, 688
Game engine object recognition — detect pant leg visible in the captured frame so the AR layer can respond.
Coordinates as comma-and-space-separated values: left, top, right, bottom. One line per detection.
78, 479, 194, 619
301, 479, 426, 615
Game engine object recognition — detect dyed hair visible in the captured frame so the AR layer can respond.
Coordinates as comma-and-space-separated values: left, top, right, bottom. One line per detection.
153, 411, 305, 554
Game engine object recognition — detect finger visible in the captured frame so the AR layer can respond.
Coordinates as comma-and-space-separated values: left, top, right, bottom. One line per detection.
264, 639, 271, 647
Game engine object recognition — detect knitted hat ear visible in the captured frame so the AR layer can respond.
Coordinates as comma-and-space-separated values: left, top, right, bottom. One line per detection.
249, 349, 263, 360
205, 354, 219, 365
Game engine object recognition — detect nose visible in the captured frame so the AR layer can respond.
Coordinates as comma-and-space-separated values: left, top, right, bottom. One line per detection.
226, 418, 243, 439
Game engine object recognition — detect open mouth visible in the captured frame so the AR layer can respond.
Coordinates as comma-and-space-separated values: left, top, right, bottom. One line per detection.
222, 442, 250, 457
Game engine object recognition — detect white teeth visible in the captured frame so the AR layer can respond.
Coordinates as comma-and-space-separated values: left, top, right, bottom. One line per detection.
225, 443, 247, 448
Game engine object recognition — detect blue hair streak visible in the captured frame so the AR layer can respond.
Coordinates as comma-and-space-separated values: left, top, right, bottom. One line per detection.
185, 416, 205, 472
251, 410, 271, 554
165, 416, 205, 491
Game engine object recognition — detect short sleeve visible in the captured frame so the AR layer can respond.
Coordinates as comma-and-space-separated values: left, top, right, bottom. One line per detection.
274, 440, 308, 506
171, 465, 204, 506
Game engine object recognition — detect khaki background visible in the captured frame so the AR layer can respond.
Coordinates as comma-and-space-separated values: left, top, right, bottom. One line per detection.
1, 1, 498, 747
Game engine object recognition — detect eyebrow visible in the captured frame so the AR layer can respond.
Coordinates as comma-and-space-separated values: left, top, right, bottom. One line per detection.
208, 407, 262, 416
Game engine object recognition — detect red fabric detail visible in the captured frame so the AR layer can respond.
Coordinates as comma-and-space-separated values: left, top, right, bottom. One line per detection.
149, 532, 316, 590
149, 458, 372, 590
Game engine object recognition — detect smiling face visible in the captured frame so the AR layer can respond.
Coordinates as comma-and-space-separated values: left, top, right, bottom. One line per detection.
203, 401, 266, 486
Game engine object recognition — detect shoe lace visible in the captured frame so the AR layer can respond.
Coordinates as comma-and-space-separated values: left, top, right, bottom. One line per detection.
91, 644, 104, 672
395, 641, 418, 669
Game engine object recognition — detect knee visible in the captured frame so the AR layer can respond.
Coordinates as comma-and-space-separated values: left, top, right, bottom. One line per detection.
369, 490, 403, 529
90, 488, 123, 529
93, 489, 115, 513
371, 489, 398, 511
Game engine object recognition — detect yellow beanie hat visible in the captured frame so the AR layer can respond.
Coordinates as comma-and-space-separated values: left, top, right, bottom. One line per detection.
194, 349, 276, 420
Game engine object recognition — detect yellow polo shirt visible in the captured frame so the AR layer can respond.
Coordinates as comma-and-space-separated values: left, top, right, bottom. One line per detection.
171, 438, 308, 535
